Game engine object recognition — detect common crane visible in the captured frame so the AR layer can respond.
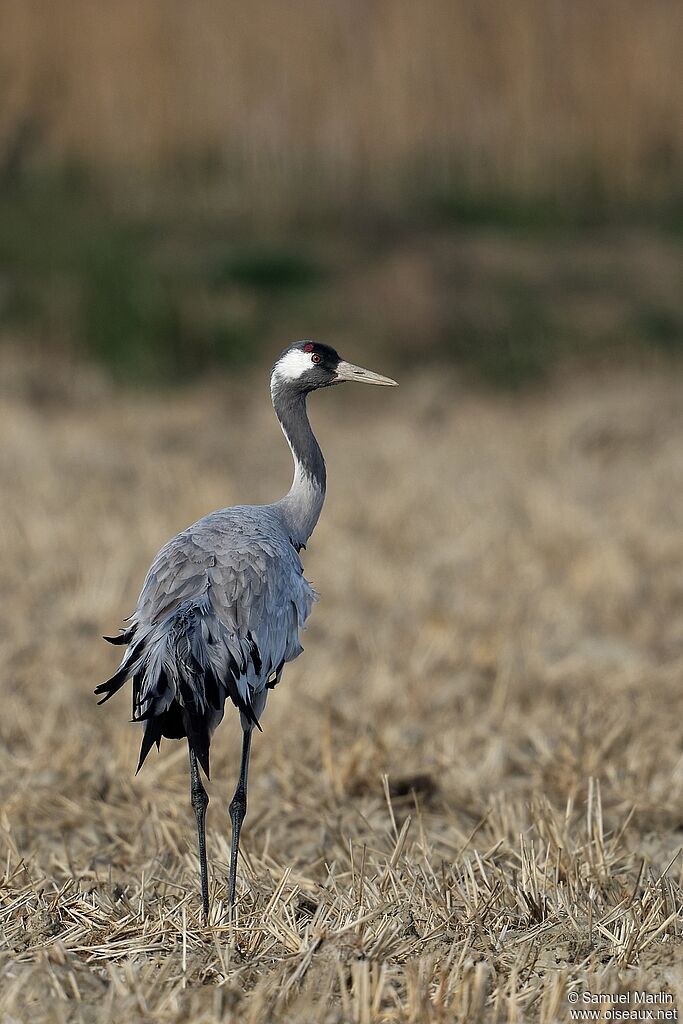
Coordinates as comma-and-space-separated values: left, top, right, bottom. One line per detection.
95, 342, 397, 919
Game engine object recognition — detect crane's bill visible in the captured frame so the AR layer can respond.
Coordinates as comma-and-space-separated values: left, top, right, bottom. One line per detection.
335, 360, 398, 386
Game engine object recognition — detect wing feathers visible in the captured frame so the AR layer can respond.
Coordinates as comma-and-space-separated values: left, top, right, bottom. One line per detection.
97, 598, 266, 769
97, 505, 317, 771
103, 629, 134, 647
94, 664, 130, 705
136, 718, 163, 774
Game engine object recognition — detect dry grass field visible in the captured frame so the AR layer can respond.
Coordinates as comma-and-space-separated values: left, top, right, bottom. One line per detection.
2, 350, 683, 1022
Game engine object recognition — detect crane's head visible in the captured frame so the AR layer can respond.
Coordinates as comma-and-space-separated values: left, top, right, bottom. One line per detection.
272, 341, 398, 395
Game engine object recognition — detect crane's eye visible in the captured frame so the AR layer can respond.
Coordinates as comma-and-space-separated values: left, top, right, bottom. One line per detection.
311, 353, 321, 364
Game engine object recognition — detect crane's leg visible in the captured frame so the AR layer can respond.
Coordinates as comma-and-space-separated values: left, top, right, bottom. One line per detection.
189, 746, 210, 921
228, 728, 252, 914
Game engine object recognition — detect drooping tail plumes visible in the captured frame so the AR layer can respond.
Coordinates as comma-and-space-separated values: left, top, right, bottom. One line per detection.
95, 595, 263, 777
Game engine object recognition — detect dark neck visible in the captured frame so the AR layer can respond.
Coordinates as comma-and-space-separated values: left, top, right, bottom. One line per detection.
272, 384, 326, 547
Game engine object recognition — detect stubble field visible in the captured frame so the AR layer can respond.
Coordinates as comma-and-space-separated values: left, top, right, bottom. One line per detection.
2, 352, 683, 1022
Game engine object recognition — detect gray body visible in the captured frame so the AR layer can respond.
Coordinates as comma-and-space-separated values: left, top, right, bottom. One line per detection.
97, 389, 324, 776
134, 504, 316, 758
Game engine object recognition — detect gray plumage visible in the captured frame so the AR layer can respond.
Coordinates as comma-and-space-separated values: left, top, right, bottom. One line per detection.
98, 505, 316, 774
96, 341, 397, 918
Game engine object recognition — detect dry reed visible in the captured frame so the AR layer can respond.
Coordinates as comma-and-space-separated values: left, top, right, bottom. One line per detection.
0, 1, 681, 210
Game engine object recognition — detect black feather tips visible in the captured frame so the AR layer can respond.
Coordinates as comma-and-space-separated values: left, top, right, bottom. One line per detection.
103, 626, 135, 647
94, 665, 129, 705
96, 611, 266, 778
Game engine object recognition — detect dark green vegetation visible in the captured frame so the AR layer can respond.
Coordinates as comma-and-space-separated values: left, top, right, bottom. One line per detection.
1, 172, 682, 387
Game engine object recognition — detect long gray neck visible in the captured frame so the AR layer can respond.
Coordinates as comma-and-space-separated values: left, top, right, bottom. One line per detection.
272, 383, 326, 547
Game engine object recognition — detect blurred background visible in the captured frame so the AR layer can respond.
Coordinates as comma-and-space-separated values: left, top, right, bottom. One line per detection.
0, 0, 681, 386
